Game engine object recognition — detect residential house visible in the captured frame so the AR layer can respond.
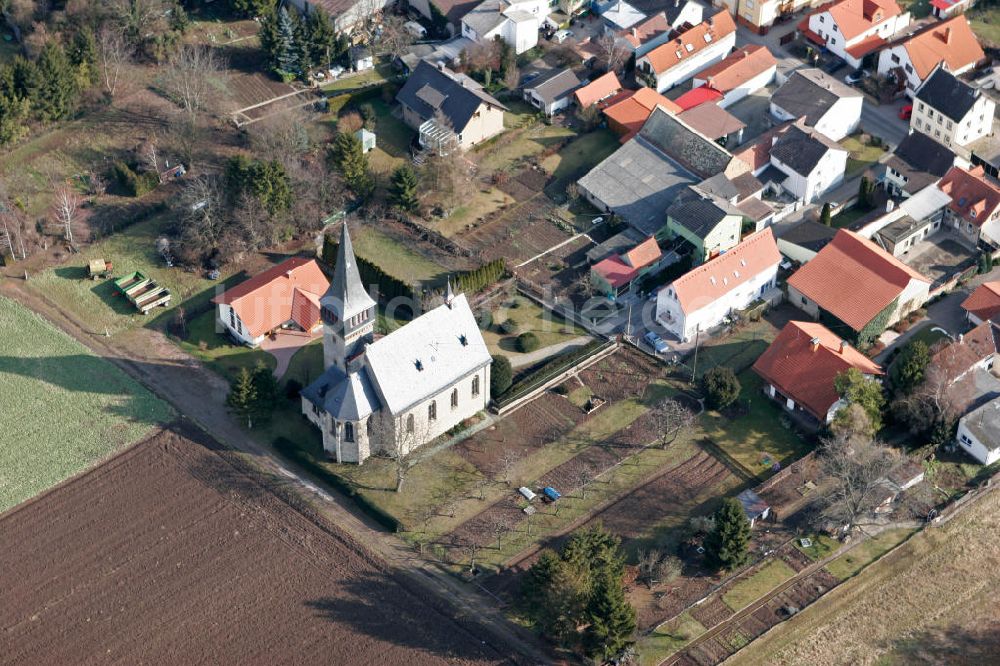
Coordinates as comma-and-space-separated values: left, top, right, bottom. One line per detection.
931, 0, 976, 19
523, 69, 582, 116
776, 220, 838, 264
410, 0, 481, 34
655, 228, 781, 342
909, 65, 995, 149
677, 102, 746, 146
937, 165, 1000, 248
867, 186, 952, 256
753, 320, 884, 423
286, 0, 393, 34
461, 0, 547, 54
690, 44, 778, 109
932, 317, 1000, 384
574, 72, 623, 109
882, 130, 957, 197
212, 257, 329, 348
727, 0, 815, 34
877, 16, 985, 97
616, 13, 670, 60
602, 87, 682, 141
597, 0, 646, 31
590, 236, 664, 296
396, 61, 507, 151
799, 0, 911, 70
770, 68, 863, 141
957, 397, 1000, 464
301, 225, 492, 464
665, 186, 746, 264
695, 171, 774, 231
765, 122, 849, 203
786, 229, 931, 344
578, 106, 751, 235
636, 10, 737, 93
962, 281, 1000, 325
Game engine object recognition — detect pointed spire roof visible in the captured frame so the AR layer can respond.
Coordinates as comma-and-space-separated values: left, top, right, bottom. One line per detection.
321, 223, 377, 323
445, 278, 455, 307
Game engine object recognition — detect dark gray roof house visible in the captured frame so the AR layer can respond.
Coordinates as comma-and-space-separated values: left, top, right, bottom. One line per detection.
770, 124, 841, 176
915, 66, 982, 123
770, 68, 860, 126
884, 131, 956, 195
523, 69, 582, 115
396, 61, 507, 144
639, 106, 741, 179
666, 186, 744, 239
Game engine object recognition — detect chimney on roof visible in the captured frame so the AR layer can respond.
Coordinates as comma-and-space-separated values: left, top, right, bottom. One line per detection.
886, 198, 895, 213
675, 0, 680, 6
436, 61, 446, 71
810, 337, 821, 352
632, 26, 638, 37
944, 27, 952, 44
959, 333, 965, 344
840, 340, 848, 353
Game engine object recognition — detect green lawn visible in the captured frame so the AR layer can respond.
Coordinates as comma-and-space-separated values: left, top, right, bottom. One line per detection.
0, 296, 173, 512
474, 112, 577, 173
363, 99, 415, 174
824, 528, 916, 580
540, 128, 619, 198
841, 134, 887, 177
175, 309, 276, 384
29, 213, 245, 337
903, 323, 950, 350
352, 224, 449, 284
830, 204, 873, 229
723, 559, 798, 611
793, 533, 840, 561
322, 63, 395, 94
433, 187, 516, 237
480, 295, 590, 361
970, 7, 1000, 46
701, 371, 812, 478
638, 612, 708, 666
693, 317, 777, 378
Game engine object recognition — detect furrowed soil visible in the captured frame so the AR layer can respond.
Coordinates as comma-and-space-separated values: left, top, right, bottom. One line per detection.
726, 487, 1000, 666
0, 424, 513, 666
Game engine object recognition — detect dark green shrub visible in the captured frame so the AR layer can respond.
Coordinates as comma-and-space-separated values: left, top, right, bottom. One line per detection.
517, 331, 540, 353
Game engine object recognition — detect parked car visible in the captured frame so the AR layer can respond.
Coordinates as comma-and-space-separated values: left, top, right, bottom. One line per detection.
403, 20, 427, 39
844, 70, 864, 86
328, 65, 345, 79
521, 71, 540, 86
899, 104, 913, 120
644, 331, 670, 354
552, 29, 573, 43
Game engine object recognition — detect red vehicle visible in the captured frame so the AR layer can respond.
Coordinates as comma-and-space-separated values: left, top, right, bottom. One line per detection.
899, 104, 913, 120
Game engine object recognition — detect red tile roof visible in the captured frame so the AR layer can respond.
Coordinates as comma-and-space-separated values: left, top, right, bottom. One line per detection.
619, 12, 671, 48
693, 44, 776, 93
641, 10, 736, 76
900, 16, 985, 80
732, 121, 793, 171
962, 281, 1000, 322
602, 87, 681, 141
805, 0, 903, 42
575, 72, 623, 108
845, 33, 887, 58
753, 320, 883, 421
787, 230, 930, 332
938, 165, 1000, 227
671, 228, 781, 314
593, 237, 662, 288
674, 85, 724, 110
212, 257, 329, 339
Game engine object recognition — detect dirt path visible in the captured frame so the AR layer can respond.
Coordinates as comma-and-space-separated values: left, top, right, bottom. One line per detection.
0, 279, 551, 664
509, 335, 594, 368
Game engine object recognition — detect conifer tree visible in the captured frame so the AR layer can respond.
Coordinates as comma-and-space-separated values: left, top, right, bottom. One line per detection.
251, 360, 278, 422
705, 498, 751, 571
227, 367, 258, 428
819, 201, 832, 226
36, 42, 79, 121
331, 131, 372, 197
275, 7, 300, 75
389, 165, 419, 212
584, 569, 636, 660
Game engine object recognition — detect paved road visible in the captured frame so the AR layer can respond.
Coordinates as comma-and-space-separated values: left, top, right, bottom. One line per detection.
0, 279, 550, 665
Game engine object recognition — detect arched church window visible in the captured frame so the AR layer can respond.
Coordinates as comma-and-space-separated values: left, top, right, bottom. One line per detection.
428, 401, 437, 421
451, 388, 458, 408
472, 376, 480, 397
344, 422, 355, 442
407, 414, 415, 433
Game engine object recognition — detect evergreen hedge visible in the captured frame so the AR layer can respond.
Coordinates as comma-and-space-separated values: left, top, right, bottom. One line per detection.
321, 234, 415, 304
455, 258, 506, 294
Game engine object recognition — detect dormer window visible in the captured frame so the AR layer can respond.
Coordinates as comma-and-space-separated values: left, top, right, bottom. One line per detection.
459, 334, 468, 346
415, 359, 424, 371
685, 43, 694, 52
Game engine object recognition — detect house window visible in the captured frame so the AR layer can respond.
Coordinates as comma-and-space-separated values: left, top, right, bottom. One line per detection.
229, 308, 235, 327
451, 388, 459, 409
917, 102, 924, 111
829, 37, 836, 45
891, 54, 900, 64
905, 63, 913, 73
407, 414, 414, 433
429, 401, 437, 421
800, 295, 807, 305
344, 422, 355, 442
819, 15, 824, 21
472, 375, 480, 397
960, 433, 972, 445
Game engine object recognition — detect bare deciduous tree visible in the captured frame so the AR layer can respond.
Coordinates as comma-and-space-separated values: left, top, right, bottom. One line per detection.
577, 466, 593, 499
596, 33, 629, 74
815, 432, 895, 535
97, 26, 132, 101
161, 44, 228, 118
491, 515, 511, 551
649, 398, 697, 448
139, 137, 160, 175
498, 450, 518, 486
52, 184, 81, 249
377, 14, 415, 60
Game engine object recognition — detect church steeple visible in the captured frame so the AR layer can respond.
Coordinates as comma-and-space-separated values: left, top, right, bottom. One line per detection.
321, 223, 377, 372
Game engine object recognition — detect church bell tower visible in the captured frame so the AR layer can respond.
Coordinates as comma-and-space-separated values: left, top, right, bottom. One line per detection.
320, 223, 377, 373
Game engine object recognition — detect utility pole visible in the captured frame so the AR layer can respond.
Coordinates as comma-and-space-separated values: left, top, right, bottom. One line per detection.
690, 324, 701, 384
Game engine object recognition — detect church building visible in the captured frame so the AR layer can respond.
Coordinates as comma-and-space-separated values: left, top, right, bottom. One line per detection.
301, 223, 492, 464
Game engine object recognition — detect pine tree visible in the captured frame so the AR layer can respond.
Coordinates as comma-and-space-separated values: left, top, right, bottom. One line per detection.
304, 8, 339, 68
259, 7, 281, 70
227, 367, 259, 428
68, 27, 99, 87
819, 201, 832, 226
251, 360, 278, 422
389, 165, 419, 212
584, 569, 636, 660
331, 131, 372, 196
275, 7, 300, 75
0, 65, 30, 146
35, 42, 79, 121
705, 497, 751, 571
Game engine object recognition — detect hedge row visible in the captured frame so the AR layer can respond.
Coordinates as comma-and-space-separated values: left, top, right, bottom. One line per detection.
321, 235, 416, 304
272, 437, 402, 532
455, 258, 506, 295
494, 339, 613, 408
112, 161, 160, 198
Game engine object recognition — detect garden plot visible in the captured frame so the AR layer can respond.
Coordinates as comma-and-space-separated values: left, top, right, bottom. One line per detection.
0, 296, 172, 512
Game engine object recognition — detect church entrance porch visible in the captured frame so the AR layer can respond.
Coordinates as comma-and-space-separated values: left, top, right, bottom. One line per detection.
260, 328, 321, 380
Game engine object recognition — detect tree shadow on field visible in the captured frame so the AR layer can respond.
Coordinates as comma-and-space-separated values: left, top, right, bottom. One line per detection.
883, 624, 1000, 665
305, 574, 510, 664
0, 354, 168, 426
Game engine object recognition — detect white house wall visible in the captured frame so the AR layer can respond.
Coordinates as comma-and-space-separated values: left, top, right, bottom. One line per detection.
807, 10, 911, 69
216, 303, 263, 347
771, 149, 847, 203
696, 64, 776, 109
642, 33, 737, 92
910, 93, 996, 148
957, 419, 1000, 464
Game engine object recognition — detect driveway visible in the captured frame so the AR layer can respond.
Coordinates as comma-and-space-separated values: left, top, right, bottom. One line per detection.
860, 101, 908, 148
260, 329, 320, 380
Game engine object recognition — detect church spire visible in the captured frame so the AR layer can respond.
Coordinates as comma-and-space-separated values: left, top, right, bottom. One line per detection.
445, 277, 455, 308
321, 222, 377, 325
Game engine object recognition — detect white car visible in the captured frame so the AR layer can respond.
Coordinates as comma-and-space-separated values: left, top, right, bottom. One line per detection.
328, 66, 345, 79
552, 29, 573, 43
644, 331, 670, 354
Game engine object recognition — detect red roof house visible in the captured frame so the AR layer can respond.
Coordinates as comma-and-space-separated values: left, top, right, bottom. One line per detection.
602, 87, 682, 141
212, 257, 330, 346
962, 281, 1000, 325
753, 320, 883, 422
786, 230, 930, 342
938, 166, 1000, 247
574, 72, 623, 109
674, 86, 724, 111
691, 44, 777, 108
591, 236, 663, 295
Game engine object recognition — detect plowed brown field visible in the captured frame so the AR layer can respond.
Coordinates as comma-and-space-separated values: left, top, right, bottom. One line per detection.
0, 426, 512, 666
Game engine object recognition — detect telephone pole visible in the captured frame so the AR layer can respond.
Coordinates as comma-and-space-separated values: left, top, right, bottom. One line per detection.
690, 324, 701, 384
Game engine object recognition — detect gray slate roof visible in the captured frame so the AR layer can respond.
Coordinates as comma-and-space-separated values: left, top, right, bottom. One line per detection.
302, 366, 381, 422
915, 66, 981, 123
885, 131, 956, 194
321, 223, 377, 324
639, 106, 734, 179
771, 68, 860, 126
780, 220, 837, 252
526, 69, 583, 104
462, 0, 508, 35
396, 61, 507, 133
770, 124, 841, 176
667, 186, 743, 239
